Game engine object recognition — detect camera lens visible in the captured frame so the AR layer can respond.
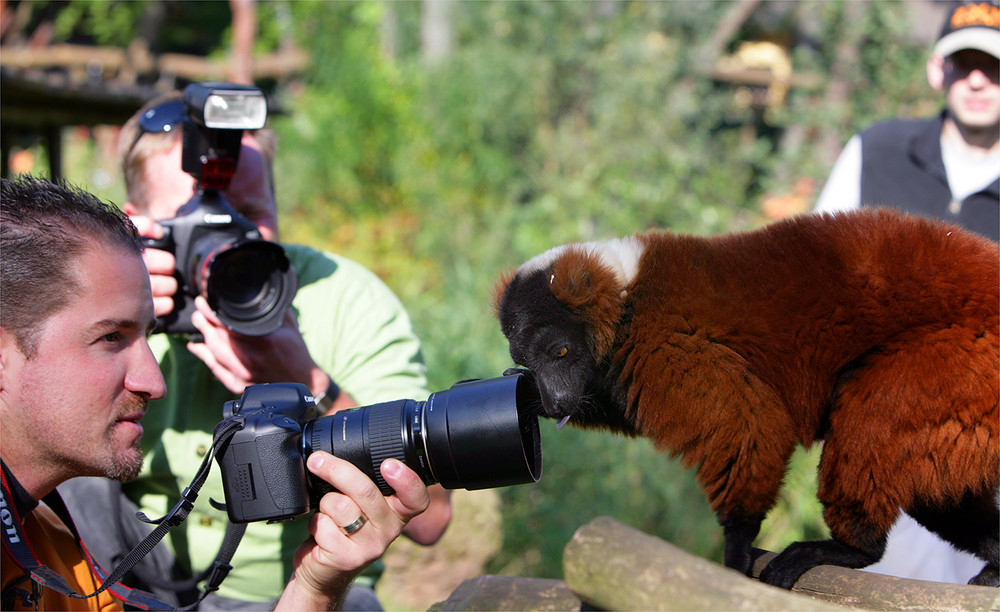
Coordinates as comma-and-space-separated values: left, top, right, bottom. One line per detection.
213, 249, 272, 305
195, 238, 297, 336
300, 374, 542, 496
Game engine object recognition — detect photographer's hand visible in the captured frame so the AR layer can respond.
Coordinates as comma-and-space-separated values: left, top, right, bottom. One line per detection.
129, 214, 179, 318
274, 453, 429, 611
187, 296, 356, 410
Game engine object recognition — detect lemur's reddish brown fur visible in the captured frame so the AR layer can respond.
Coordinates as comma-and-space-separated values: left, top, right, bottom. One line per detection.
496, 209, 999, 587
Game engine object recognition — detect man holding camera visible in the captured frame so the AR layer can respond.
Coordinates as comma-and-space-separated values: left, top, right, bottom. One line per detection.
58, 88, 451, 609
1, 175, 430, 611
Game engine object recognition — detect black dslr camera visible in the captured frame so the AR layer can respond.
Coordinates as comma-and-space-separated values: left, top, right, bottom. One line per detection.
145, 82, 296, 337
214, 373, 542, 523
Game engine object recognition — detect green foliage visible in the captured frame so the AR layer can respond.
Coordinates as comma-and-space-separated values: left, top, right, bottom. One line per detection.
39, 0, 232, 52
276, 2, 414, 218
51, 0, 147, 46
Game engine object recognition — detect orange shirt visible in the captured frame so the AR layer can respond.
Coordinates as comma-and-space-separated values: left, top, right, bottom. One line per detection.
2, 501, 121, 611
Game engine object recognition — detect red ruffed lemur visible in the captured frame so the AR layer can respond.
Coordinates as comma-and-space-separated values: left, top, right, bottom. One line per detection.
494, 208, 999, 588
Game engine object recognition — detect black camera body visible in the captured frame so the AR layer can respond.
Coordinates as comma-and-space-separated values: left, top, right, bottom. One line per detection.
215, 374, 542, 524
149, 190, 296, 337
215, 382, 319, 522
147, 82, 296, 337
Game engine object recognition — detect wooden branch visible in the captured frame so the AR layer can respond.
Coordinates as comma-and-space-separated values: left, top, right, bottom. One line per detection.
563, 517, 849, 611
706, 66, 823, 91
157, 47, 308, 81
563, 517, 999, 611
0, 44, 127, 72
0, 43, 309, 82
695, 0, 762, 67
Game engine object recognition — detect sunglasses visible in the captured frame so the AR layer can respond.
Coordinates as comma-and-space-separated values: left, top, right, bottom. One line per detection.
139, 99, 185, 133
125, 99, 186, 161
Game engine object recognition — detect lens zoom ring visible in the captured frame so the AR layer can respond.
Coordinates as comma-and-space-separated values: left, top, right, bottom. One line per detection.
368, 406, 406, 495
310, 425, 323, 455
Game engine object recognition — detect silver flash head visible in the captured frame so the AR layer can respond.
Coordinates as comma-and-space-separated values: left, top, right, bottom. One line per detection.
184, 83, 267, 130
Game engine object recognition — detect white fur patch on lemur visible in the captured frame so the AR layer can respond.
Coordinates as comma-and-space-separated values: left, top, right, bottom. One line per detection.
519, 236, 645, 288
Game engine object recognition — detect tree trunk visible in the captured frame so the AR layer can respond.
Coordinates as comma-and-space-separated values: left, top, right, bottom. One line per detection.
421, 0, 452, 65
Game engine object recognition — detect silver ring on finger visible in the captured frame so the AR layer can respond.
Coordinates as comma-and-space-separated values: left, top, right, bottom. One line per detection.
340, 514, 367, 536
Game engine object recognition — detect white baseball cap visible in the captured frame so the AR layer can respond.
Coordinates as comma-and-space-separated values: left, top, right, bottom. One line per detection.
934, 2, 1000, 59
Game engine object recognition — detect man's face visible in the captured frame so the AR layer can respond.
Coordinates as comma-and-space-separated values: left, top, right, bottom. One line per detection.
944, 49, 1000, 130
0, 243, 165, 486
140, 133, 279, 241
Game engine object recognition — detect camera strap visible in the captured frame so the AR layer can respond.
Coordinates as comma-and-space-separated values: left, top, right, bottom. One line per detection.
1, 419, 245, 611
1, 465, 170, 610
132, 418, 246, 610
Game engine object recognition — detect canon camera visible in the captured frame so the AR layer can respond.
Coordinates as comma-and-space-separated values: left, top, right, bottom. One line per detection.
145, 82, 296, 337
214, 373, 542, 524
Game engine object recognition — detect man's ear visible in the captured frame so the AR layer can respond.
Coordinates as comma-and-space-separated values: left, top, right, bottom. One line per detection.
926, 54, 946, 91
123, 202, 139, 216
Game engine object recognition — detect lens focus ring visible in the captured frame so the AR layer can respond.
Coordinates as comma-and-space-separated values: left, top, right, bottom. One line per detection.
367, 404, 407, 495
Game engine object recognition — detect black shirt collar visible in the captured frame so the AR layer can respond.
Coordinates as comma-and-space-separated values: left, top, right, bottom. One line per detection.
1, 459, 39, 518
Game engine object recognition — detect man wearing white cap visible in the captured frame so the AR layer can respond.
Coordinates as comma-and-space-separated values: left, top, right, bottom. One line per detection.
816, 1, 999, 242
815, 1, 999, 584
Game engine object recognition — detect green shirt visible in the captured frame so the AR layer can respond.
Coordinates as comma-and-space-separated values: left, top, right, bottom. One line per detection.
124, 244, 428, 602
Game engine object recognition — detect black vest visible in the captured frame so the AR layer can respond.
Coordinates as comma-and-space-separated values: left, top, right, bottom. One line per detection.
859, 112, 999, 242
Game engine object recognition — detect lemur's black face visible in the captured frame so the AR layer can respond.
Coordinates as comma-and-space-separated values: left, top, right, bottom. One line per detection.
498, 268, 597, 424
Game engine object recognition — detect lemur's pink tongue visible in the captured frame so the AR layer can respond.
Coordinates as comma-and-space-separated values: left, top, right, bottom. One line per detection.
556, 415, 571, 430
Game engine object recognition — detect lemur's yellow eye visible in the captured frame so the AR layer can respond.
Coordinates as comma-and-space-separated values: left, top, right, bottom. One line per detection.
556, 347, 568, 358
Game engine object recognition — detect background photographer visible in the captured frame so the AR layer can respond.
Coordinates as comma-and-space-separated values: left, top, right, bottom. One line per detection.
59, 90, 451, 609
1, 175, 430, 611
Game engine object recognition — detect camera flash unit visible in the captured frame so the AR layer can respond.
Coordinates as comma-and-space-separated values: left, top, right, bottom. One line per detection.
186, 83, 267, 130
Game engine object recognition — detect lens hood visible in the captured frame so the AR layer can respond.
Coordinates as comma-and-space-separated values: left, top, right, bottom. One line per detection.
205, 239, 297, 336
301, 373, 543, 498
423, 374, 542, 490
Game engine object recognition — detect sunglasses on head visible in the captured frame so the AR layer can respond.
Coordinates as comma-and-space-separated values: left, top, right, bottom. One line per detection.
139, 99, 185, 133
125, 99, 186, 161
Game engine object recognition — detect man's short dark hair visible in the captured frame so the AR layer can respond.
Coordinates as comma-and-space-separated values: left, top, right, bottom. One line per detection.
1, 175, 143, 356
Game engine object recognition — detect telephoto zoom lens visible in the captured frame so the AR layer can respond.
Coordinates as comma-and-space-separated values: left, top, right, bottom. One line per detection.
300, 374, 542, 496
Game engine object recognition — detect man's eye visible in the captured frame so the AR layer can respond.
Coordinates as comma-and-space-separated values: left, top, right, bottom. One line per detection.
101, 332, 123, 343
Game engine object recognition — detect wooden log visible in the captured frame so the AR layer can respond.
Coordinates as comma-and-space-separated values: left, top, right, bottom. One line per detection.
563, 517, 999, 611
751, 550, 1000, 612
563, 516, 849, 611
157, 48, 309, 81
0, 44, 127, 71
0, 43, 308, 82
429, 576, 582, 611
